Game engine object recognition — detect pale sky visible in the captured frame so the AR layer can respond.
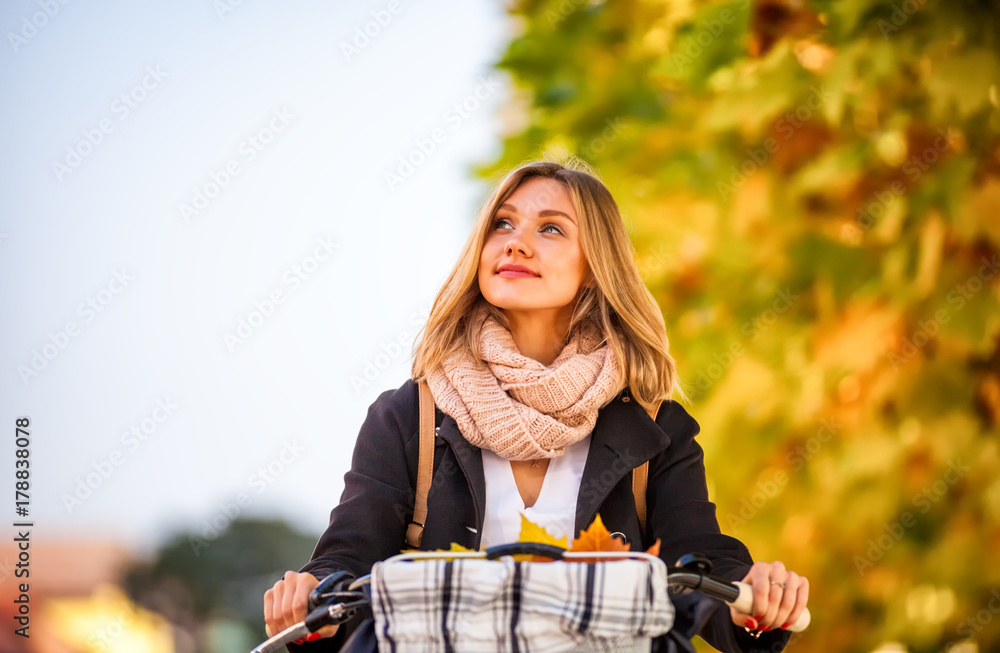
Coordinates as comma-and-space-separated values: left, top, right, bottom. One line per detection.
1, 0, 512, 557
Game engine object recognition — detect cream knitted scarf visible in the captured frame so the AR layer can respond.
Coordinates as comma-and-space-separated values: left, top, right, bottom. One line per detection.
425, 303, 624, 461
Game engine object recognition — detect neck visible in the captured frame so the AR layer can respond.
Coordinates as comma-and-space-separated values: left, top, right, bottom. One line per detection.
503, 308, 572, 366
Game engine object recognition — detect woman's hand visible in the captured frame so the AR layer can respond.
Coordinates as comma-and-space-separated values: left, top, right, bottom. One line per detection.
264, 571, 340, 644
728, 561, 809, 634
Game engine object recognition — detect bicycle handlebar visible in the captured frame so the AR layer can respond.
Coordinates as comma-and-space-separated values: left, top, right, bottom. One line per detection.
666, 569, 810, 632
397, 544, 811, 631
252, 598, 369, 653
251, 549, 810, 651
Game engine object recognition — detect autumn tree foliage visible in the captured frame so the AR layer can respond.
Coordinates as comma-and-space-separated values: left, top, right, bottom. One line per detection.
478, 1, 1000, 651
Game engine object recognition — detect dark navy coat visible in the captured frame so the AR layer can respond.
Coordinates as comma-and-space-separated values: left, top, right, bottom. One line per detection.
291, 379, 791, 653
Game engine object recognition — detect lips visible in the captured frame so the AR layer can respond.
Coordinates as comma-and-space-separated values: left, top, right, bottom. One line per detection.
497, 264, 539, 278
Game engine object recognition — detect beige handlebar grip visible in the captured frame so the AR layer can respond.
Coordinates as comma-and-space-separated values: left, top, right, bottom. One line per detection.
729, 582, 811, 632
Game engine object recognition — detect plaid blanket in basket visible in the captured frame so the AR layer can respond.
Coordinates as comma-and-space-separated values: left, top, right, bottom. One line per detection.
369, 556, 675, 653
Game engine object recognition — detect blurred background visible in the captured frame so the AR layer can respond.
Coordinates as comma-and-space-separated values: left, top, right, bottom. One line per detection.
1, 1, 998, 652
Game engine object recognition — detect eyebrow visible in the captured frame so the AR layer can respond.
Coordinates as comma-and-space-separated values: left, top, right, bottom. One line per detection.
497, 203, 576, 224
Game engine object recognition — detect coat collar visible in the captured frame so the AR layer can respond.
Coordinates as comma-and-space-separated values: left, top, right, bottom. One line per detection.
433, 386, 693, 543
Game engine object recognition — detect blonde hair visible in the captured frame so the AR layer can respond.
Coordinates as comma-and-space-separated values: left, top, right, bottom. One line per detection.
411, 157, 684, 410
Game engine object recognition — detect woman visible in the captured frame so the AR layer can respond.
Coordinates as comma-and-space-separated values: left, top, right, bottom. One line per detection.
264, 160, 809, 652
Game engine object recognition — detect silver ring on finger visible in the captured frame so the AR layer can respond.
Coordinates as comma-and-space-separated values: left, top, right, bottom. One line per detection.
769, 580, 787, 588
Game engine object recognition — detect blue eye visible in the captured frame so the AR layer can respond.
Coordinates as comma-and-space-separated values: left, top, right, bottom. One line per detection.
491, 217, 563, 235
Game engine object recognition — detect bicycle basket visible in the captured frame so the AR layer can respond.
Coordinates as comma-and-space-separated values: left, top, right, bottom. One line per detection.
367, 549, 675, 653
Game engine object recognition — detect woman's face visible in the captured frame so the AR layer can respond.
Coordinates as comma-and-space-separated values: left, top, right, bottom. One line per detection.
478, 176, 590, 321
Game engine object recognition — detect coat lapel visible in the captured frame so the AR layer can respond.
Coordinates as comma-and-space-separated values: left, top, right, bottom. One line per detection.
434, 414, 485, 538
574, 390, 675, 535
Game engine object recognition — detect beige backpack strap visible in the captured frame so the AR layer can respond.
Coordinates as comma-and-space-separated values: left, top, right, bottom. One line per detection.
633, 399, 663, 537
405, 380, 436, 549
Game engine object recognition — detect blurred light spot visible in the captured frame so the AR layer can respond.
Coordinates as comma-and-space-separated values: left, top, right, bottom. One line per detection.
899, 418, 921, 446
641, 27, 668, 56
676, 311, 701, 337
870, 643, 907, 653
708, 68, 736, 92
43, 584, 173, 653
793, 40, 834, 72
905, 584, 956, 624
784, 337, 807, 371
780, 514, 816, 549
838, 374, 860, 402
876, 131, 908, 167
678, 232, 706, 262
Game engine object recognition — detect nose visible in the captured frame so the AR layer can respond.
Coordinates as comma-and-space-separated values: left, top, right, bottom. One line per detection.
504, 229, 531, 257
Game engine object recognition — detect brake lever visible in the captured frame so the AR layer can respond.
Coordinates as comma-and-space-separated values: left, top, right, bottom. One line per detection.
309, 571, 357, 611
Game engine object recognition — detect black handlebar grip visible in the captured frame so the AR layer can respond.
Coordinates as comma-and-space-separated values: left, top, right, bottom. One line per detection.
483, 542, 567, 560
309, 571, 356, 610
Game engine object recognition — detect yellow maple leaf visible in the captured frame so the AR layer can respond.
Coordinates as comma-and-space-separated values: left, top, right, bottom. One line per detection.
516, 514, 569, 562
399, 541, 476, 561
518, 514, 569, 547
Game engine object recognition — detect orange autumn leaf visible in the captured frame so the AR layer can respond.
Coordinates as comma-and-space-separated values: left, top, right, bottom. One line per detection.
569, 514, 663, 562
570, 514, 630, 554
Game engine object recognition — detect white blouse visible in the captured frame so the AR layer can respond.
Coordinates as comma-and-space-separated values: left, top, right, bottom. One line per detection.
479, 435, 591, 551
